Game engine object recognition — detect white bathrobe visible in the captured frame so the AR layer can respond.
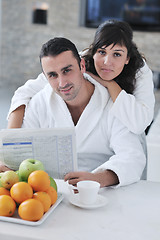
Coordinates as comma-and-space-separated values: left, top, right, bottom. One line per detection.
22, 74, 146, 187
8, 61, 155, 135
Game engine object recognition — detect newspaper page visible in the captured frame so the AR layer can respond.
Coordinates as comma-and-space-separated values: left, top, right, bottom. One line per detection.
0, 128, 77, 179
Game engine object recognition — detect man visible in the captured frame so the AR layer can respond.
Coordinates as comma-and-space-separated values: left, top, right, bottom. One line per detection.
11, 37, 146, 187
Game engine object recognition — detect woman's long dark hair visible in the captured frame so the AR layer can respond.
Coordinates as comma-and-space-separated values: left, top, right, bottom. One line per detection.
82, 20, 144, 94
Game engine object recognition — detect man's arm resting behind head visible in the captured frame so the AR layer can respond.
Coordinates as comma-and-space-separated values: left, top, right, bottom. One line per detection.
7, 105, 25, 128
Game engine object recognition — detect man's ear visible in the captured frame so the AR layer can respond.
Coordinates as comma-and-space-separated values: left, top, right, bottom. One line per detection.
80, 58, 86, 73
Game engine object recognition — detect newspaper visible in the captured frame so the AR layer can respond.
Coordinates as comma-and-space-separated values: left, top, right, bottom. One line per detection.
0, 128, 77, 179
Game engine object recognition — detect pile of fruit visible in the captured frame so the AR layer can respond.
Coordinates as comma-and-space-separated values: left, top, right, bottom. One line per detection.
0, 159, 58, 221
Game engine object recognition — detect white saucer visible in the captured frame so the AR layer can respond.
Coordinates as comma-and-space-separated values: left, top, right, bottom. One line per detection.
69, 194, 108, 209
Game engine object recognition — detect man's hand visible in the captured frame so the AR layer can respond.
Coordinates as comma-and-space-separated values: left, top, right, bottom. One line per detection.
0, 162, 12, 172
64, 170, 119, 188
64, 171, 95, 185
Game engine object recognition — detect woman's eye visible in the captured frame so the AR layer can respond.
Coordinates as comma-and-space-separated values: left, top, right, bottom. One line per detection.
97, 49, 106, 55
114, 52, 121, 57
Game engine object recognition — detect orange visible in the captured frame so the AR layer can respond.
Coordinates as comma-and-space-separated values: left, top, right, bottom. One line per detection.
28, 170, 50, 192
0, 187, 10, 196
33, 191, 51, 213
46, 186, 58, 205
0, 195, 16, 216
10, 182, 33, 204
18, 199, 44, 221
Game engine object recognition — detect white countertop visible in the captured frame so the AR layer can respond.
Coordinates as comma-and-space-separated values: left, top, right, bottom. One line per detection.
0, 180, 160, 240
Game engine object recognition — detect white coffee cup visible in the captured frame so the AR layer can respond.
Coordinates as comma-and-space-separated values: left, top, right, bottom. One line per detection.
70, 180, 100, 205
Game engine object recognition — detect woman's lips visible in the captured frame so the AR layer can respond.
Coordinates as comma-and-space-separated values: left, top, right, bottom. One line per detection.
101, 68, 113, 73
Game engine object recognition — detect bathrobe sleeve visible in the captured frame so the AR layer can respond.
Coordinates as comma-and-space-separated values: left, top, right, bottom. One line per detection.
110, 62, 155, 134
21, 85, 52, 128
7, 73, 47, 118
93, 112, 146, 187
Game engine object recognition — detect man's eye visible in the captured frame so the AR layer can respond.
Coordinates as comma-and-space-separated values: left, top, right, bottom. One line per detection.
48, 73, 57, 78
64, 69, 71, 74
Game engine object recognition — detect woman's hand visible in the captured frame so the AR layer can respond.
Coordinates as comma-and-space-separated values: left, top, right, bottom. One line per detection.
7, 105, 25, 128
87, 71, 122, 102
86, 72, 110, 88
64, 170, 119, 188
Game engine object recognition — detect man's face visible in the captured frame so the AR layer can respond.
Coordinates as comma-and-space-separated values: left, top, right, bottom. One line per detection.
41, 51, 85, 103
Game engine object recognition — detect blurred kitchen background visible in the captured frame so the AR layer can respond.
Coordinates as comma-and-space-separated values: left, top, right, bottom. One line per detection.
0, 0, 160, 180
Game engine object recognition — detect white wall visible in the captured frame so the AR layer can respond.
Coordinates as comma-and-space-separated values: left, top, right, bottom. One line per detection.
0, 0, 160, 89
147, 109, 160, 182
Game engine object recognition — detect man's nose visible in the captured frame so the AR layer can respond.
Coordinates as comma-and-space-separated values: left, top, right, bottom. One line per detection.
58, 76, 67, 88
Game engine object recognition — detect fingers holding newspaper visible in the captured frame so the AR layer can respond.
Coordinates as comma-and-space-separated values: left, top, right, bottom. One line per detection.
0, 161, 12, 172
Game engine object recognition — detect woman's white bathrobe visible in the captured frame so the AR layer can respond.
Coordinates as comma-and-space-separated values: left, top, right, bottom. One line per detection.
8, 62, 155, 135
22, 74, 146, 187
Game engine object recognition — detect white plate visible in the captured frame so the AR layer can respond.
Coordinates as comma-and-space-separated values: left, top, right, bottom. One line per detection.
69, 194, 108, 209
0, 193, 63, 226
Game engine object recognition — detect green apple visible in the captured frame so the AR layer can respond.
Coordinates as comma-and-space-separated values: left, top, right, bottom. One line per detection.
16, 170, 23, 181
19, 158, 45, 182
50, 176, 57, 192
1, 170, 19, 189
0, 173, 4, 187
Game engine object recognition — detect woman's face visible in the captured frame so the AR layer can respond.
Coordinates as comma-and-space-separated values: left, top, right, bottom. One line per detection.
93, 43, 129, 81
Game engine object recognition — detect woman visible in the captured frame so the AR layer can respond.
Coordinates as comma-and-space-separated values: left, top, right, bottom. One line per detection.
81, 19, 154, 134
8, 20, 155, 135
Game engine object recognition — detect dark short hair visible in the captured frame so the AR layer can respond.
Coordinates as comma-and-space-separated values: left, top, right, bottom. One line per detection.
39, 37, 81, 68
83, 19, 144, 94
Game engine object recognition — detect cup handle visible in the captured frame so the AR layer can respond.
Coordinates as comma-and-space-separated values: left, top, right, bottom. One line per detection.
68, 184, 78, 195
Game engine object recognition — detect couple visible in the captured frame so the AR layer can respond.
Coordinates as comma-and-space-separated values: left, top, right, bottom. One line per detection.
6, 20, 155, 188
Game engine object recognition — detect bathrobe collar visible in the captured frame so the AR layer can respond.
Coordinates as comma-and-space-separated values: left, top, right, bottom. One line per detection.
48, 73, 110, 148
